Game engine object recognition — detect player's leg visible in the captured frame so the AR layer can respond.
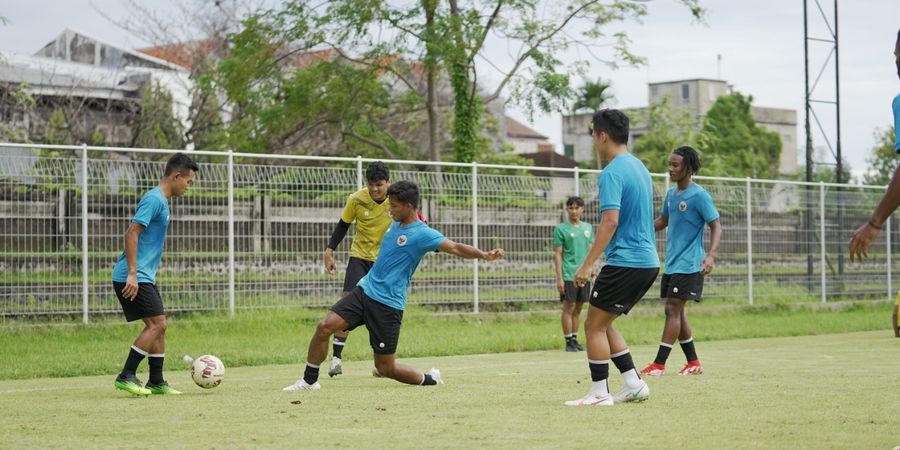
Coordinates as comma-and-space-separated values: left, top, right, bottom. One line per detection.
564, 304, 616, 406
571, 300, 585, 351
284, 290, 360, 391
893, 304, 899, 338
677, 307, 703, 374
113, 282, 157, 396
609, 324, 649, 403
329, 288, 352, 377
561, 296, 576, 351
372, 353, 442, 385
893, 290, 900, 337
143, 314, 180, 394
641, 297, 685, 376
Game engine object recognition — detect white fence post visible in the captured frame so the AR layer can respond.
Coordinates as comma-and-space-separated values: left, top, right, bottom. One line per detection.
746, 178, 753, 305
228, 151, 236, 318
820, 182, 827, 304
81, 143, 89, 324
356, 156, 364, 189
888, 216, 893, 303
573, 166, 580, 197
472, 162, 479, 314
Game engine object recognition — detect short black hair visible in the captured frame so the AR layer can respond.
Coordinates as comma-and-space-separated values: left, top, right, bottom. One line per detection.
566, 196, 585, 207
164, 153, 199, 176
366, 161, 390, 183
590, 109, 630, 145
673, 145, 701, 175
387, 180, 419, 208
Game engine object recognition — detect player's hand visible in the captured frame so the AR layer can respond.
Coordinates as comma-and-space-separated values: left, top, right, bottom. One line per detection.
849, 221, 881, 262
574, 265, 591, 288
123, 273, 139, 301
701, 255, 714, 275
323, 248, 336, 274
483, 248, 504, 261
556, 278, 565, 294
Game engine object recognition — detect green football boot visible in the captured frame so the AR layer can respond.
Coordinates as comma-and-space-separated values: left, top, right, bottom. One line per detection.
114, 374, 152, 396
146, 381, 182, 395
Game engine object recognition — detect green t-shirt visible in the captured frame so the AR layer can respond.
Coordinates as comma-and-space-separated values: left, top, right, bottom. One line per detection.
553, 221, 594, 281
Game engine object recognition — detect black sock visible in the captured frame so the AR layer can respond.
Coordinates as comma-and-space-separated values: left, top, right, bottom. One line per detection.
303, 363, 320, 385
333, 336, 346, 359
611, 349, 636, 374
654, 343, 673, 365
588, 360, 609, 382
421, 374, 437, 386
565, 334, 573, 344
680, 338, 698, 362
148, 354, 165, 385
121, 346, 147, 377
572, 333, 579, 343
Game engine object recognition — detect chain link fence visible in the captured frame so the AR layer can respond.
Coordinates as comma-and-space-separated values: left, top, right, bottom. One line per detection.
0, 143, 896, 321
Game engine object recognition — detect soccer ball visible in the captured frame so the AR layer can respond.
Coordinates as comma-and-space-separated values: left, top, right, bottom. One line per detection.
191, 354, 225, 389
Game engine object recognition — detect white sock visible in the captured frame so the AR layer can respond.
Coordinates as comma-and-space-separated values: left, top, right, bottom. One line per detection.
622, 368, 642, 388
590, 379, 609, 396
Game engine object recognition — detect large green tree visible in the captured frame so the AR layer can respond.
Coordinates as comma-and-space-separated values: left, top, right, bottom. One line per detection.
700, 92, 781, 179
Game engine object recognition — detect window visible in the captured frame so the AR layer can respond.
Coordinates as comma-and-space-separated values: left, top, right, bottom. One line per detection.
564, 144, 574, 158
681, 83, 690, 103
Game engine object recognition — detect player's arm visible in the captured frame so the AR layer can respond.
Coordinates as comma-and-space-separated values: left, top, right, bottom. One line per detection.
121, 222, 145, 300
850, 164, 900, 261
654, 215, 668, 232
701, 219, 722, 275
574, 209, 618, 286
324, 219, 352, 274
437, 239, 504, 260
554, 246, 565, 294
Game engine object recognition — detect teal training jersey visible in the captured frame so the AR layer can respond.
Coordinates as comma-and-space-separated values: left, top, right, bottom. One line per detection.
112, 187, 170, 284
660, 183, 719, 275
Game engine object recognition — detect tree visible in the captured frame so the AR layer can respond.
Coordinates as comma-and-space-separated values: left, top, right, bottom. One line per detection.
255, 0, 703, 163
700, 92, 781, 179
133, 82, 185, 149
631, 99, 714, 174
863, 126, 897, 186
571, 79, 614, 113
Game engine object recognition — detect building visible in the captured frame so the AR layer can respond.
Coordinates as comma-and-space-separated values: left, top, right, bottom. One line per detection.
562, 78, 798, 173
0, 29, 190, 147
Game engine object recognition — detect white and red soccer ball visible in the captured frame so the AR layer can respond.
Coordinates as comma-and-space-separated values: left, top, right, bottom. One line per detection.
191, 354, 225, 389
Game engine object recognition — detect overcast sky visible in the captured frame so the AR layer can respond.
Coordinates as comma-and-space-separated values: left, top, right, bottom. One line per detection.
0, 0, 897, 173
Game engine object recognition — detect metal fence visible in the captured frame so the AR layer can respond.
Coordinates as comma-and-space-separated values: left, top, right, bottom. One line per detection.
1, 143, 896, 322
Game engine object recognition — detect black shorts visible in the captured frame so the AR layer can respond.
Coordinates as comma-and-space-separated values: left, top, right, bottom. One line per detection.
330, 287, 403, 355
113, 282, 164, 322
343, 257, 375, 293
589, 265, 659, 315
660, 272, 705, 302
560, 280, 591, 302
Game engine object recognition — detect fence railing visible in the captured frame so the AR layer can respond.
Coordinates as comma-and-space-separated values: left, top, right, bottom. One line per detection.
1, 143, 896, 322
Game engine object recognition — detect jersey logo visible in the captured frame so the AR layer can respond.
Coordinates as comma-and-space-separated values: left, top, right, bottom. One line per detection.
678, 201, 687, 212
570, 233, 575, 237
583, 230, 590, 238
397, 234, 408, 246
364, 210, 370, 217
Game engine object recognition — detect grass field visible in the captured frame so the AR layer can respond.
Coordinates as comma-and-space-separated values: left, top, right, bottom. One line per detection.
0, 302, 892, 380
2, 330, 899, 449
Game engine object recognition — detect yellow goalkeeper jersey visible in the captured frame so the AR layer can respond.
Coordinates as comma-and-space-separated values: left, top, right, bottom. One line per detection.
340, 187, 392, 261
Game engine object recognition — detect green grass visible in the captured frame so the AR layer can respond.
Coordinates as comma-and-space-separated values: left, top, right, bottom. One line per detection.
0, 302, 891, 380
1, 330, 898, 449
